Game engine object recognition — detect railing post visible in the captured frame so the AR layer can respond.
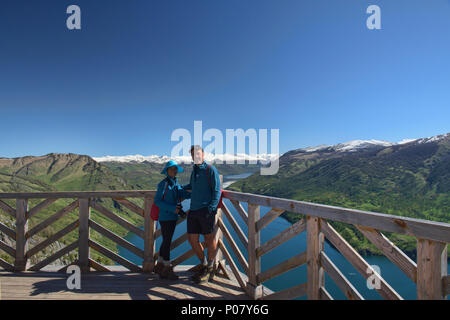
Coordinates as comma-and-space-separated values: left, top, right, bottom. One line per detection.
214, 175, 224, 270
247, 203, 263, 299
78, 198, 91, 272
306, 216, 324, 300
417, 238, 447, 300
14, 199, 29, 271
143, 196, 156, 273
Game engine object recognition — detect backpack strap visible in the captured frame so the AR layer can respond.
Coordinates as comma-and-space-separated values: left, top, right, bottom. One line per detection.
162, 179, 169, 200
206, 165, 212, 189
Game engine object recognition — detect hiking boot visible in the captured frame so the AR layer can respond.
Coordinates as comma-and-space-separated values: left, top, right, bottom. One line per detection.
160, 264, 179, 280
153, 262, 164, 275
192, 265, 214, 284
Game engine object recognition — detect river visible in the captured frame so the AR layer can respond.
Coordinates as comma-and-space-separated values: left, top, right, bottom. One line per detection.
118, 173, 449, 300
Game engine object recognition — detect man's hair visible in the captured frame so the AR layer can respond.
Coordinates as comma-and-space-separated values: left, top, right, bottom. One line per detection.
190, 145, 204, 154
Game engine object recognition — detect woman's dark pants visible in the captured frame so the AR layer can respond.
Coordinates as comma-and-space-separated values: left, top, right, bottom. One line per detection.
159, 220, 177, 261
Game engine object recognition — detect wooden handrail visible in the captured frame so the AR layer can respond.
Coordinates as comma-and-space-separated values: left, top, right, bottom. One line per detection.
0, 187, 448, 300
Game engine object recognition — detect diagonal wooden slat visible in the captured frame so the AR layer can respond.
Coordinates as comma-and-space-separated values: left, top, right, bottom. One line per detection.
256, 208, 285, 232
229, 200, 248, 225
26, 200, 79, 239
171, 224, 219, 266
256, 218, 306, 258
91, 201, 144, 238
27, 198, 58, 219
0, 240, 16, 257
321, 221, 402, 300
154, 232, 188, 259
221, 202, 248, 248
0, 199, 15, 217
320, 251, 364, 300
26, 220, 79, 259
356, 225, 417, 283
113, 198, 144, 217
257, 251, 307, 284
89, 219, 144, 259
217, 238, 247, 291
28, 241, 78, 271
320, 287, 333, 300
260, 282, 307, 300
217, 217, 249, 274
58, 260, 80, 273
88, 239, 142, 272
89, 258, 111, 272
0, 221, 16, 239
154, 216, 186, 239
0, 257, 15, 271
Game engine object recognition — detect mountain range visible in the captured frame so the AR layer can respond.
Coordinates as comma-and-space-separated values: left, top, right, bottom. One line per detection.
228, 133, 450, 258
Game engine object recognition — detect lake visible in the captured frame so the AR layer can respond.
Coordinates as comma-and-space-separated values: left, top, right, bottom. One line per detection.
118, 173, 450, 300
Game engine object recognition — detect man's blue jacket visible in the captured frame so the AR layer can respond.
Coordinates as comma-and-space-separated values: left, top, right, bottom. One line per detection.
184, 161, 221, 213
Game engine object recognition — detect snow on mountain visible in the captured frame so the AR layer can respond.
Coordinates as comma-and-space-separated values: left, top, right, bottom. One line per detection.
93, 153, 278, 164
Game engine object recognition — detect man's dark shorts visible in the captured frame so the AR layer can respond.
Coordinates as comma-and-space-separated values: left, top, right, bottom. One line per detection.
187, 207, 216, 235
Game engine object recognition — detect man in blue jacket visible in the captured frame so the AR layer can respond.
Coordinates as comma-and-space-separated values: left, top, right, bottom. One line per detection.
184, 145, 222, 284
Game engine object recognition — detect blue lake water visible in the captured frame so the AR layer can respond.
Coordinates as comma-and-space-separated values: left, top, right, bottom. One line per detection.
118, 173, 449, 300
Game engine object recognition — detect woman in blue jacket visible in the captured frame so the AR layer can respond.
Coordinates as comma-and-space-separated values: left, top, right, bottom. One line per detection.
153, 160, 190, 280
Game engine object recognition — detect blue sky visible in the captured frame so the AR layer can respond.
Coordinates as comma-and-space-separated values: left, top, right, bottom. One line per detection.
1, 0, 449, 158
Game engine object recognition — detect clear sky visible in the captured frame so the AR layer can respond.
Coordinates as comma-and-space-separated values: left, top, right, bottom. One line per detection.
1, 0, 449, 158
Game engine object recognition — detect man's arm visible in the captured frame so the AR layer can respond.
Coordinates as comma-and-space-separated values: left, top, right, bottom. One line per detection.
207, 166, 221, 214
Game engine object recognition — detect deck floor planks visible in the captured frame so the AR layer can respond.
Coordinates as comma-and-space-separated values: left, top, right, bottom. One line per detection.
0, 266, 250, 300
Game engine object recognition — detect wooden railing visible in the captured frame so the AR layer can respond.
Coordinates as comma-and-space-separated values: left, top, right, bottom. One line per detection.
0, 189, 449, 300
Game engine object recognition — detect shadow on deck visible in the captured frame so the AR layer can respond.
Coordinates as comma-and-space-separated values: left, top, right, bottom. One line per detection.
0, 265, 250, 300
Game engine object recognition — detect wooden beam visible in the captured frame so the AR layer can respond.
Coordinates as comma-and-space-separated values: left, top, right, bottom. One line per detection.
247, 203, 262, 299
260, 282, 307, 300
224, 191, 450, 244
306, 216, 324, 300
229, 200, 248, 225
320, 251, 364, 300
0, 221, 16, 239
417, 238, 447, 300
26, 220, 79, 259
143, 197, 155, 273
0, 240, 15, 257
0, 257, 14, 271
221, 202, 248, 248
89, 258, 111, 272
320, 287, 333, 300
217, 217, 249, 274
27, 198, 58, 219
256, 208, 285, 232
257, 251, 307, 284
26, 200, 78, 239
88, 239, 142, 272
14, 199, 28, 271
113, 198, 144, 217
321, 221, 402, 300
218, 239, 247, 291
0, 199, 16, 217
256, 218, 306, 258
356, 225, 417, 283
91, 201, 144, 238
89, 220, 144, 259
78, 198, 90, 273
28, 241, 78, 271
0, 190, 156, 199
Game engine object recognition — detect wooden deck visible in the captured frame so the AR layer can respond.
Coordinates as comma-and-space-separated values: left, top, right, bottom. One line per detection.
0, 265, 250, 300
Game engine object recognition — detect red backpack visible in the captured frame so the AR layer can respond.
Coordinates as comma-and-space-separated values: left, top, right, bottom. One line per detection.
150, 180, 168, 221
206, 165, 223, 209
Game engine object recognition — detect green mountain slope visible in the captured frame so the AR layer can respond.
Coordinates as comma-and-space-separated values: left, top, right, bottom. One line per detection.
228, 134, 450, 258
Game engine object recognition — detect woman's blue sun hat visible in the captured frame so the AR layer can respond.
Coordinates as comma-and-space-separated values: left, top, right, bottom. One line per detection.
161, 160, 184, 175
